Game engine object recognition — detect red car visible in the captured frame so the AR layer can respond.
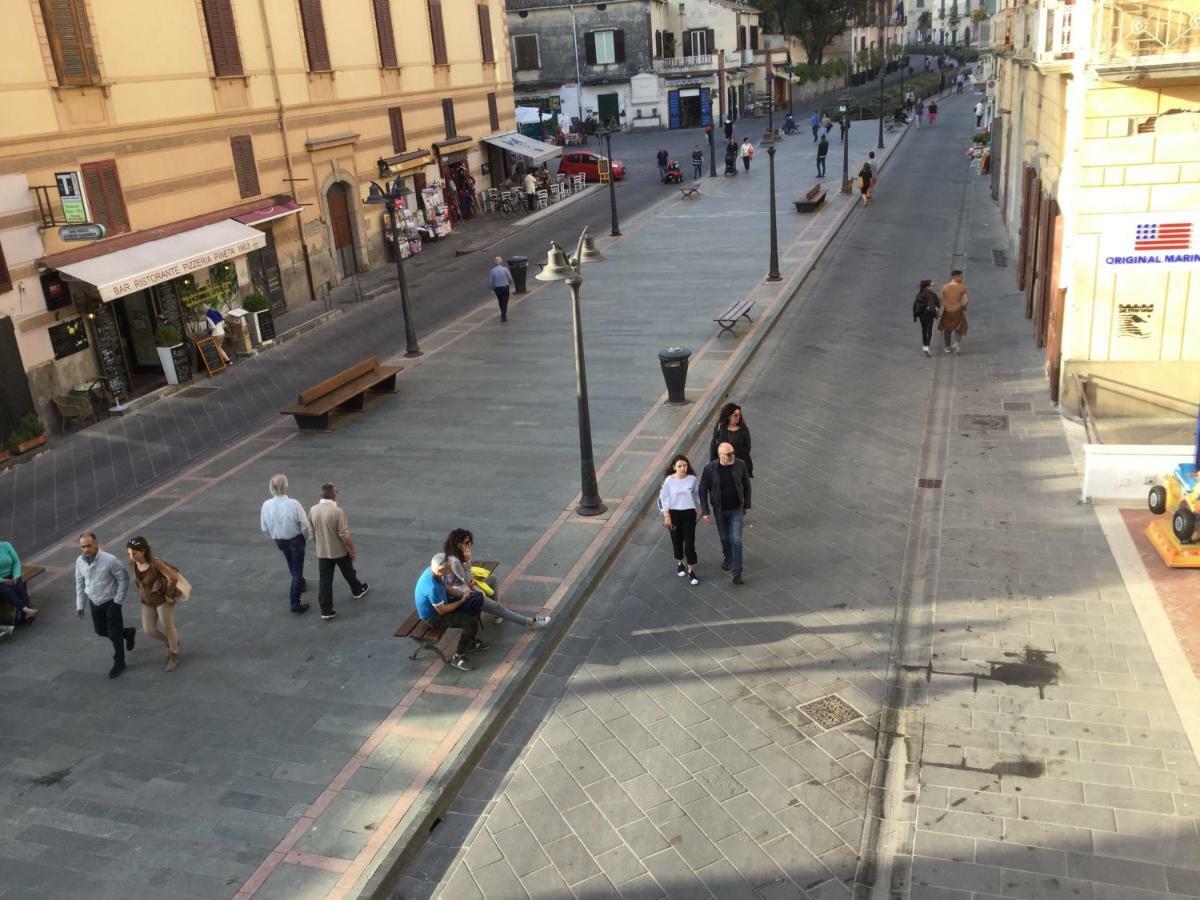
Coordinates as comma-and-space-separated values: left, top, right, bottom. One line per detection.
557, 150, 625, 182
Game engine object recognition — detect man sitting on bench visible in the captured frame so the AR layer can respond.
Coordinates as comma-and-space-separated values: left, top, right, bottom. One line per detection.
0, 539, 39, 636
415, 553, 483, 672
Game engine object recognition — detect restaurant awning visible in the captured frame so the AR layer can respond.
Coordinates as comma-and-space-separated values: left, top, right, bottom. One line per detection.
482, 131, 563, 164
234, 200, 302, 227
55, 220, 267, 302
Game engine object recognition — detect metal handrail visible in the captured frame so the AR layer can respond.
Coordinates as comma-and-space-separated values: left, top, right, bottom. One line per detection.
1073, 373, 1103, 445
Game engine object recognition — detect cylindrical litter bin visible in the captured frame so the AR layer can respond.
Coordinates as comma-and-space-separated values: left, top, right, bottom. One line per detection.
507, 256, 530, 293
658, 347, 692, 405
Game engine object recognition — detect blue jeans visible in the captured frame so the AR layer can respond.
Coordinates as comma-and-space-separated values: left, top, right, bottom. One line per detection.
274, 535, 306, 608
493, 286, 510, 318
714, 510, 744, 574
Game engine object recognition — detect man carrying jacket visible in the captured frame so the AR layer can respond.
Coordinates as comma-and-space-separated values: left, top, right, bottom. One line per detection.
699, 442, 752, 584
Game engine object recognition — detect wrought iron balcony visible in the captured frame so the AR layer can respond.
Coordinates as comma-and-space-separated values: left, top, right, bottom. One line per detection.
653, 54, 714, 73
1095, 0, 1200, 71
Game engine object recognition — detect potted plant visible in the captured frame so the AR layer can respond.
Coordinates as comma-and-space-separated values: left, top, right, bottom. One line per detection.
155, 324, 185, 385
8, 414, 46, 455
243, 292, 275, 346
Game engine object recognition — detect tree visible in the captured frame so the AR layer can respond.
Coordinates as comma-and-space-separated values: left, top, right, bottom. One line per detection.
917, 10, 933, 41
757, 0, 869, 65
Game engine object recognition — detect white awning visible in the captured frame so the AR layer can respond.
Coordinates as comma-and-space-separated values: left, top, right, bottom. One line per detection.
56, 220, 268, 301
481, 131, 562, 164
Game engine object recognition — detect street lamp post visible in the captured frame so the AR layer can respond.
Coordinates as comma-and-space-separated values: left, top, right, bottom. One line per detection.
364, 181, 421, 357
765, 132, 781, 282
597, 123, 621, 237
708, 96, 717, 178
536, 229, 607, 517
877, 60, 886, 150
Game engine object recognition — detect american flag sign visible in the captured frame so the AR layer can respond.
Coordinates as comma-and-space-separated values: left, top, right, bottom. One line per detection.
1134, 222, 1192, 251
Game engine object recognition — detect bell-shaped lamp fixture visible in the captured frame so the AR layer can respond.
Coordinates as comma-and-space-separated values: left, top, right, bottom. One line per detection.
576, 235, 605, 265
535, 243, 573, 281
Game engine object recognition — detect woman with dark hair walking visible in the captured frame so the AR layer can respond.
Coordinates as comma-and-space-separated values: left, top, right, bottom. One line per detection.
126, 536, 185, 672
442, 529, 551, 630
709, 402, 753, 477
912, 279, 941, 357
658, 455, 702, 585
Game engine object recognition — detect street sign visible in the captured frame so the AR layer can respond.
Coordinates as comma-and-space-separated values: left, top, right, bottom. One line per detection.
55, 171, 87, 223
58, 223, 106, 241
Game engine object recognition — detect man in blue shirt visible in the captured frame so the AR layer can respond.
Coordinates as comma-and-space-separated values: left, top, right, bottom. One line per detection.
488, 257, 514, 323
75, 532, 135, 678
260, 473, 310, 614
415, 554, 481, 672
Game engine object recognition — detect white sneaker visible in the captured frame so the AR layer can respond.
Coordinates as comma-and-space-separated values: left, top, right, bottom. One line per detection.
944, 346, 953, 353
531, 615, 552, 629
953, 344, 961, 354
0, 625, 13, 638
923, 347, 930, 357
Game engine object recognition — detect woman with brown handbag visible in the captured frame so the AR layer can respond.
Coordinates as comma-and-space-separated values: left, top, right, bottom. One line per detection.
127, 536, 186, 672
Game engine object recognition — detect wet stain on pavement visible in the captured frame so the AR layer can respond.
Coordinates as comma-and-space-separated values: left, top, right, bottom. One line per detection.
32, 768, 71, 787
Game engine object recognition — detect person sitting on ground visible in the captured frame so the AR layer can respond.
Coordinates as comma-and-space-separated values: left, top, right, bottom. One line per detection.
0, 539, 38, 636
415, 553, 482, 672
442, 529, 550, 631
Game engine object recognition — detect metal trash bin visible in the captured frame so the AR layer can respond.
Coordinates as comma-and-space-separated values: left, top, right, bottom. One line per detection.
507, 256, 530, 293
658, 346, 692, 405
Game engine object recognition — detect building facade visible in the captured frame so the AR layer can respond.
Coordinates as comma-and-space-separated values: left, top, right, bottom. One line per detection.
0, 0, 514, 430
989, 0, 1200, 407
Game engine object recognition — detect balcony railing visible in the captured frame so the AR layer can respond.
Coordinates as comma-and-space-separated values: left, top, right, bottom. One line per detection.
653, 54, 714, 72
1095, 0, 1200, 66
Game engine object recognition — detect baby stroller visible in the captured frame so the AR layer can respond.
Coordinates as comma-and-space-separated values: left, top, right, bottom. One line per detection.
724, 142, 738, 176
662, 159, 683, 184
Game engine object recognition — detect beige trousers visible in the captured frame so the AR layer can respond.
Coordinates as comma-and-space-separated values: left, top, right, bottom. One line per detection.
141, 602, 179, 654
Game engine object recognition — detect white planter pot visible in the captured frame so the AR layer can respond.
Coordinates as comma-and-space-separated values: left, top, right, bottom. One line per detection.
157, 344, 182, 385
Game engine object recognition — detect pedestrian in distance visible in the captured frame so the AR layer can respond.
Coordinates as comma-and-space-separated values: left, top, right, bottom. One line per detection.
939, 269, 969, 353
0, 539, 38, 635
859, 152, 876, 205
914, 98, 925, 129
724, 139, 739, 176
308, 483, 369, 621
928, 100, 939, 126
260, 473, 310, 614
415, 553, 481, 672
840, 115, 851, 144
956, 73, 965, 94
821, 113, 833, 137
442, 529, 551, 630
523, 170, 537, 212
912, 279, 941, 357
724, 118, 734, 142
699, 444, 752, 585
488, 256, 514, 323
810, 110, 821, 142
709, 402, 754, 478
691, 145, 704, 179
656, 146, 670, 182
739, 137, 754, 173
817, 134, 829, 178
659, 455, 702, 585
199, 303, 232, 367
974, 101, 984, 128
75, 532, 136, 679
126, 536, 185, 672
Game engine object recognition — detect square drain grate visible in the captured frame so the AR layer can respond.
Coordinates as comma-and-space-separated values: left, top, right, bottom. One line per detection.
917, 477, 943, 489
1003, 401, 1032, 412
957, 414, 1010, 432
798, 695, 862, 729
992, 249, 1008, 267
175, 386, 219, 399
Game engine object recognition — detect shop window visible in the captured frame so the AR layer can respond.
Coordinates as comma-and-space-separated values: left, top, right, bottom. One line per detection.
201, 0, 243, 76
442, 99, 456, 138
428, 0, 448, 65
299, 0, 331, 72
513, 35, 539, 71
487, 92, 499, 132
388, 106, 407, 153
80, 159, 129, 236
0, 240, 10, 294
585, 30, 624, 65
40, 0, 100, 86
230, 135, 260, 199
373, 0, 398, 68
477, 4, 495, 64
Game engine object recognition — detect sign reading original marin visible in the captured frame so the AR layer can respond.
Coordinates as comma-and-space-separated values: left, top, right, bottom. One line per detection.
1099, 213, 1199, 270
104, 235, 265, 300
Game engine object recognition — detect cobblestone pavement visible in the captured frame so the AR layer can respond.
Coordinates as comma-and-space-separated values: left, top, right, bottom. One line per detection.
399, 93, 1200, 900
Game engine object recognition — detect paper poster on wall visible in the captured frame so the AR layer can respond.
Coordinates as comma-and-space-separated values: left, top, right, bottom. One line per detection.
1117, 303, 1154, 340
1099, 213, 1199, 271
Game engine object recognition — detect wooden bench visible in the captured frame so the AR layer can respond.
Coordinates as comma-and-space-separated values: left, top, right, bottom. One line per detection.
395, 561, 498, 662
794, 184, 827, 213
680, 181, 702, 200
280, 356, 402, 431
714, 299, 755, 337
1, 565, 44, 631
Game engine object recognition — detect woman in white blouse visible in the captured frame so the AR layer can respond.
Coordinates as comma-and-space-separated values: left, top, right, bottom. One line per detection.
658, 454, 702, 585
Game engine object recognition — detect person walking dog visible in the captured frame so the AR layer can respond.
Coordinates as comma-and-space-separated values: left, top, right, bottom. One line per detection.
912, 279, 941, 357
489, 257, 514, 323
659, 455, 702, 585
699, 443, 752, 585
938, 270, 969, 353
260, 474, 310, 614
308, 483, 369, 621
75, 532, 136, 678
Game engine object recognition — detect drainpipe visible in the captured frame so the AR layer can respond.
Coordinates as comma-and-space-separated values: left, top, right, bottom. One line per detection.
257, 0, 316, 303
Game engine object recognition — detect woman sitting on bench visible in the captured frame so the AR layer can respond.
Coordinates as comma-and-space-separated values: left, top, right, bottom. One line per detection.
442, 528, 551, 630
0, 539, 38, 631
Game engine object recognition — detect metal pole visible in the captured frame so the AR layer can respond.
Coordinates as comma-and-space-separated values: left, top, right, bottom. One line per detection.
842, 114, 851, 193
766, 53, 773, 135
391, 204, 422, 357
877, 60, 886, 150
708, 98, 717, 177
767, 143, 781, 282
604, 129, 621, 236
566, 273, 606, 516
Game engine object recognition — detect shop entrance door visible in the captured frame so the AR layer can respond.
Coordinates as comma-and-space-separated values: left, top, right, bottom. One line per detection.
248, 228, 287, 316
679, 90, 701, 128
597, 93, 620, 128
113, 290, 165, 396
326, 182, 358, 277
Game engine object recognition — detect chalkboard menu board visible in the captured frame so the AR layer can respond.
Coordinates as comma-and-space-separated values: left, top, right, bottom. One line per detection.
195, 336, 226, 376
256, 309, 277, 343
48, 317, 89, 360
91, 305, 129, 398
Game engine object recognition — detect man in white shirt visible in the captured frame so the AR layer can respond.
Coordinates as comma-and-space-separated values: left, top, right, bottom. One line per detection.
260, 473, 310, 614
523, 170, 538, 211
308, 483, 368, 621
975, 101, 985, 128
75, 532, 135, 678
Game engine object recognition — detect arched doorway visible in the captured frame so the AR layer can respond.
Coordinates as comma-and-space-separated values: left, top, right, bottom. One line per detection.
326, 182, 358, 277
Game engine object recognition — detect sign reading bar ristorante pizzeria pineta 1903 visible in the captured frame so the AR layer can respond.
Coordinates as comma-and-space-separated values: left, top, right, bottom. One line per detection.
1099, 213, 1199, 271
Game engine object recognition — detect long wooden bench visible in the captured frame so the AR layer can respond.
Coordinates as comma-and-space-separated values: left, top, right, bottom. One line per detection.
395, 561, 499, 662
714, 299, 755, 337
794, 184, 827, 213
280, 356, 402, 431
1, 565, 44, 631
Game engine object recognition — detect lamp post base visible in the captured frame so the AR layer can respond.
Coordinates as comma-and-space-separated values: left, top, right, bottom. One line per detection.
767, 274, 782, 282
575, 498, 607, 517
404, 349, 423, 358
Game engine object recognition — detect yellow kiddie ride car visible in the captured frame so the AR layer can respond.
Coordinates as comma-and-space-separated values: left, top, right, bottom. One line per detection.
1148, 463, 1200, 542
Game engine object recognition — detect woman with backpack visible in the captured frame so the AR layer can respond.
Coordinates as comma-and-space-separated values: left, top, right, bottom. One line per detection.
912, 280, 941, 357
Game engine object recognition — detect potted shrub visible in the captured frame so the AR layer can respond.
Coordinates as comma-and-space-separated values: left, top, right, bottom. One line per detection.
8, 414, 46, 455
155, 324, 185, 385
243, 292, 275, 346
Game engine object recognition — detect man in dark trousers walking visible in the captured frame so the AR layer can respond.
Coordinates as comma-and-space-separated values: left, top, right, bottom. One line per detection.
699, 442, 752, 584
308, 483, 369, 621
816, 134, 829, 177
75, 533, 135, 678
260, 473, 310, 614
489, 257, 514, 322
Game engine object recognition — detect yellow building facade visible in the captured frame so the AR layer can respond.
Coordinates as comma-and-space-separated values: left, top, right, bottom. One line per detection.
989, 0, 1200, 411
0, 0, 514, 428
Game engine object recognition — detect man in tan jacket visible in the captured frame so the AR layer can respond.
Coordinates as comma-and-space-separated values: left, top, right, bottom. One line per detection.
308, 483, 368, 621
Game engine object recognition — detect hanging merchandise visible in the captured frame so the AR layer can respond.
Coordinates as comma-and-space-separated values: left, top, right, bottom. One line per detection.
420, 183, 452, 239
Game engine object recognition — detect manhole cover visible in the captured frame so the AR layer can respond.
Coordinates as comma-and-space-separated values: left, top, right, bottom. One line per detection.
917, 477, 943, 488
798, 695, 862, 729
957, 414, 1009, 432
992, 249, 1008, 267
1003, 401, 1032, 412
175, 386, 219, 399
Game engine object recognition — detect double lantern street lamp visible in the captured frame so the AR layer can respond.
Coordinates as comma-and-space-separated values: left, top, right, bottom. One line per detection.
594, 121, 622, 237
763, 129, 781, 283
536, 228, 607, 517
364, 180, 422, 357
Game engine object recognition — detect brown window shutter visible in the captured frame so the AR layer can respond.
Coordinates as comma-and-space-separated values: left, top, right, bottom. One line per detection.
428, 0, 448, 65
750, 26, 758, 50
584, 31, 597, 65
230, 135, 261, 199
613, 29, 625, 63
514, 35, 537, 71
442, 98, 456, 138
299, 0, 331, 72
201, 0, 243, 76
477, 5, 495, 64
653, 28, 660, 59
373, 0, 398, 68
0, 241, 11, 294
42, 0, 100, 86
388, 106, 406, 152
81, 160, 130, 236
487, 92, 499, 131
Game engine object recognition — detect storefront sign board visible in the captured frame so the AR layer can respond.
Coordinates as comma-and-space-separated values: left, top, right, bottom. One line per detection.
55, 172, 88, 224
1098, 213, 1200, 271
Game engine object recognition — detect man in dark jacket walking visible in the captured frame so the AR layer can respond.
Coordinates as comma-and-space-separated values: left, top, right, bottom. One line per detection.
699, 443, 751, 584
